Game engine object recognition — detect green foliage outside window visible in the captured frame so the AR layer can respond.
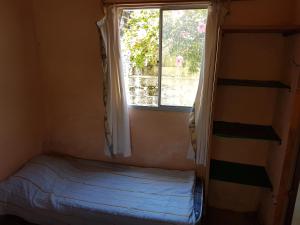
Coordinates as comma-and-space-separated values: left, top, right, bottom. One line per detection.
121, 10, 159, 74
120, 9, 207, 75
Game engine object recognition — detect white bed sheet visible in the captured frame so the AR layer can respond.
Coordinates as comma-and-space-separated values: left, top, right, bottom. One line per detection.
0, 155, 199, 225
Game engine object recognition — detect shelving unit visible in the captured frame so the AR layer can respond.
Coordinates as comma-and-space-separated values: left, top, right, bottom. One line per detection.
210, 25, 294, 192
210, 160, 272, 188
213, 121, 281, 144
221, 25, 300, 36
217, 78, 290, 90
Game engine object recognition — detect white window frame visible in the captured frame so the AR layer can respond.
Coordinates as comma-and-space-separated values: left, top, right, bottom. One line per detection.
120, 4, 209, 112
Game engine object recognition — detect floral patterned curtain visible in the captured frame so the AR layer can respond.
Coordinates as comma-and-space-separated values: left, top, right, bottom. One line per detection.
97, 6, 132, 157
188, 1, 228, 170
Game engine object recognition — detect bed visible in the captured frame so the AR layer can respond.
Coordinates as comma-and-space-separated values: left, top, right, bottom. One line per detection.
0, 155, 203, 225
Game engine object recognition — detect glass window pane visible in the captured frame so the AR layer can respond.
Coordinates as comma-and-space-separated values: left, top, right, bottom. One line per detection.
120, 9, 160, 107
161, 9, 208, 107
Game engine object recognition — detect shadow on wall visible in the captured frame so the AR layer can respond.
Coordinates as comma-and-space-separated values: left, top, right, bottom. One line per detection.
0, 0, 43, 180
32, 0, 298, 171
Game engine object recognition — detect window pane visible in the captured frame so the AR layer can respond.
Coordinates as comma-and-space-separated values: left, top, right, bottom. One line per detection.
120, 9, 160, 106
161, 9, 207, 107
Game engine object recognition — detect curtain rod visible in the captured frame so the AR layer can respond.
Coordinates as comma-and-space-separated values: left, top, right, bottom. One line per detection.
103, 0, 246, 5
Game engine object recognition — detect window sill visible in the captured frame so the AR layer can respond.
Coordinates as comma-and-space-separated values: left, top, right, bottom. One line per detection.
128, 105, 192, 112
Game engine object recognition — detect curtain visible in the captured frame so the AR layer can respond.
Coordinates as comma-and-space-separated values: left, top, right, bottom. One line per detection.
97, 6, 132, 157
188, 1, 228, 170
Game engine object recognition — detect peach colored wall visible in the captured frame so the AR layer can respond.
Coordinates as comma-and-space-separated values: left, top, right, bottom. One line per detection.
225, 0, 293, 26
0, 0, 43, 180
32, 0, 194, 170
292, 0, 300, 25
258, 34, 300, 225
0, 0, 297, 220
32, 0, 296, 171
210, 31, 290, 212
257, 5, 300, 225
209, 0, 300, 214
30, 0, 299, 217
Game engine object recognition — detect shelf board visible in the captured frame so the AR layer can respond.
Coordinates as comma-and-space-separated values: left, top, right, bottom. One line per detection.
213, 121, 281, 144
217, 78, 290, 90
221, 25, 300, 36
210, 159, 272, 188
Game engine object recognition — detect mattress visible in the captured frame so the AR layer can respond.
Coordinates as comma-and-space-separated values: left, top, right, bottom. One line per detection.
0, 155, 203, 225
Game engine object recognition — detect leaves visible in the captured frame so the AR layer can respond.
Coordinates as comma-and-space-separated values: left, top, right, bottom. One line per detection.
121, 9, 159, 72
162, 10, 207, 73
120, 9, 208, 75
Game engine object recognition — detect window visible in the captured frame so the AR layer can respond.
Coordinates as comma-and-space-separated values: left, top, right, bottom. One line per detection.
120, 7, 208, 110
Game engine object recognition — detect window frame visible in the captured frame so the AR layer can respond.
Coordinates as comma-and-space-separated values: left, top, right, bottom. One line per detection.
120, 4, 208, 112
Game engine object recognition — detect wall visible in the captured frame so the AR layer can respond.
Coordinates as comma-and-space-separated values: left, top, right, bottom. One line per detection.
14, 1, 299, 224
290, 82, 300, 225
255, 34, 300, 225
32, 0, 296, 171
209, 32, 287, 212
292, 0, 300, 25
32, 0, 194, 170
209, 1, 297, 214
0, 0, 43, 180
0, 0, 298, 222
261, 3, 300, 225
225, 0, 293, 26
30, 0, 299, 219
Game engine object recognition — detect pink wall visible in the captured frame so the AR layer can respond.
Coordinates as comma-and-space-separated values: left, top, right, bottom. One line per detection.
225, 0, 293, 26
0, 1, 298, 222
209, 0, 298, 213
0, 0, 43, 180
0, 0, 298, 223
292, 0, 300, 25
210, 33, 287, 212
31, 0, 297, 171
32, 0, 194, 170
258, 35, 300, 225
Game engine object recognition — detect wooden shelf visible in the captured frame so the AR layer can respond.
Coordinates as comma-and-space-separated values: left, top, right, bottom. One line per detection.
221, 25, 300, 36
213, 121, 281, 144
218, 78, 290, 90
210, 160, 272, 188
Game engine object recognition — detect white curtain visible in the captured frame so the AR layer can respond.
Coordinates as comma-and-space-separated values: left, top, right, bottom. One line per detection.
97, 6, 132, 157
188, 1, 228, 166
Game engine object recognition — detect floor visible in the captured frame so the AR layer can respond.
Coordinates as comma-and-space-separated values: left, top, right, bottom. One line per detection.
0, 208, 260, 225
203, 207, 260, 225
0, 215, 36, 225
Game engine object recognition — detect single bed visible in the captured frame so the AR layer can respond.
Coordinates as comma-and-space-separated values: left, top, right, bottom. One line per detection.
0, 155, 203, 225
